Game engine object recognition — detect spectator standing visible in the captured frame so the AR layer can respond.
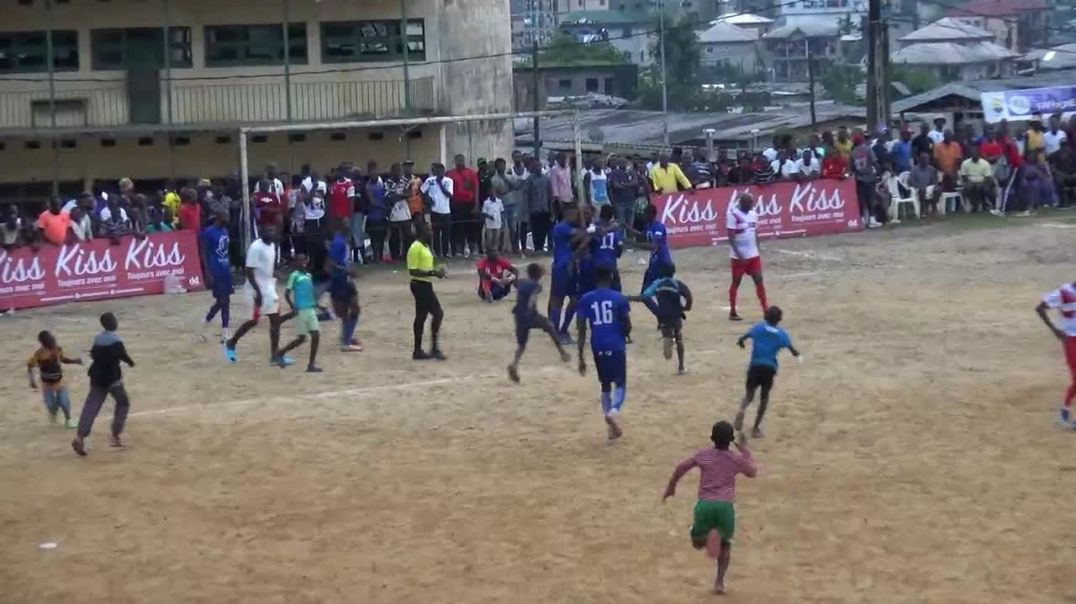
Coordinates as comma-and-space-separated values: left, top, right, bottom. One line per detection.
834, 127, 853, 157
252, 179, 283, 235
447, 154, 480, 257
128, 194, 149, 237
365, 161, 388, 263
303, 189, 328, 276
650, 152, 693, 195
522, 157, 554, 253
145, 206, 173, 234
2, 207, 20, 249
794, 149, 821, 180
1045, 114, 1068, 159
385, 163, 413, 262
586, 157, 610, 208
752, 154, 776, 184
821, 148, 850, 180
490, 158, 519, 254
482, 192, 504, 254
549, 152, 574, 217
609, 157, 639, 238
851, 135, 881, 227
403, 160, 426, 231
420, 162, 454, 258
933, 131, 964, 200
69, 207, 94, 242
99, 196, 131, 242
927, 117, 946, 145
256, 163, 285, 197
1051, 144, 1076, 207
770, 150, 796, 181
1025, 117, 1046, 162
1020, 150, 1056, 211
36, 198, 72, 245
477, 158, 494, 211
911, 123, 933, 162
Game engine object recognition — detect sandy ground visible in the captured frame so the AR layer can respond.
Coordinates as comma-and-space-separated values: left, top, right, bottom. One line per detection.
1, 214, 1075, 604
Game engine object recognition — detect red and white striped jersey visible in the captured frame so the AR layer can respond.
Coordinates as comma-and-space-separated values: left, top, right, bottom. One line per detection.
1043, 283, 1076, 336
726, 206, 760, 260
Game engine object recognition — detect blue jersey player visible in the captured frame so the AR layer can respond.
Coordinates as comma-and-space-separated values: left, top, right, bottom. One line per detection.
642, 204, 673, 295
630, 263, 693, 374
549, 205, 583, 341
507, 263, 570, 383
588, 204, 624, 292
577, 267, 632, 440
201, 210, 233, 344
735, 306, 801, 438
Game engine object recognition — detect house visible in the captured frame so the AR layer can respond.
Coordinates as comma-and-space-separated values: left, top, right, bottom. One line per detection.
776, 0, 867, 20
698, 21, 761, 75
512, 63, 639, 110
946, 0, 1050, 53
558, 10, 654, 65
762, 18, 842, 81
0, 0, 514, 198
893, 18, 1018, 81
1023, 43, 1076, 72
712, 12, 774, 39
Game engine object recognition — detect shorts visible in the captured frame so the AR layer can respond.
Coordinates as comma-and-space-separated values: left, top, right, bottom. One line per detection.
746, 364, 776, 393
515, 313, 553, 348
574, 269, 596, 297
210, 270, 233, 299
479, 282, 512, 302
593, 349, 627, 386
731, 256, 762, 280
610, 269, 622, 293
41, 384, 71, 415
690, 500, 736, 544
248, 288, 280, 315
642, 261, 671, 294
328, 270, 352, 302
295, 308, 320, 335
659, 317, 683, 337
551, 262, 575, 299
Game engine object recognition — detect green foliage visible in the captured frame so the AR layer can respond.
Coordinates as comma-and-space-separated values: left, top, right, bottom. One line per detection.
889, 65, 940, 95
818, 62, 861, 105
536, 32, 627, 66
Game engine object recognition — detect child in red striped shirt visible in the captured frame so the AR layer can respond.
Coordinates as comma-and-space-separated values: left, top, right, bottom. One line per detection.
663, 421, 758, 595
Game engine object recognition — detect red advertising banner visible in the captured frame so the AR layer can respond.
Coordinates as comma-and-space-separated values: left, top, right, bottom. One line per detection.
0, 230, 205, 310
651, 178, 863, 249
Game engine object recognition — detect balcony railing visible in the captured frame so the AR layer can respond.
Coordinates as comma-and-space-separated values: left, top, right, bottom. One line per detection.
0, 75, 437, 132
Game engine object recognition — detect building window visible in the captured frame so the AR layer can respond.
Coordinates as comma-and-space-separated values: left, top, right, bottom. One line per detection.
585, 77, 598, 92
204, 24, 307, 67
91, 28, 192, 70
0, 30, 79, 73
558, 78, 571, 89
321, 20, 426, 63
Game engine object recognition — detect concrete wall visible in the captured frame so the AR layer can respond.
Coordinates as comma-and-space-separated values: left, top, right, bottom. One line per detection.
701, 42, 759, 73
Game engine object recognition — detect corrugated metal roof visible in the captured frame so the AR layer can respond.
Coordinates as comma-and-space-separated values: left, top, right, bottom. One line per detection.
764, 18, 840, 39
560, 10, 650, 25
946, 0, 1048, 18
713, 13, 774, 25
891, 41, 1018, 65
892, 71, 1076, 114
1024, 44, 1076, 71
698, 21, 758, 44
899, 17, 994, 43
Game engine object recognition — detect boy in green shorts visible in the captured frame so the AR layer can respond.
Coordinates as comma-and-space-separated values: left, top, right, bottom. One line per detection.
662, 421, 757, 595
279, 253, 322, 373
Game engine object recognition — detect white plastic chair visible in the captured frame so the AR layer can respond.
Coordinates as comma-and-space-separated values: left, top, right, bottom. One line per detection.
938, 172, 968, 214
886, 172, 919, 223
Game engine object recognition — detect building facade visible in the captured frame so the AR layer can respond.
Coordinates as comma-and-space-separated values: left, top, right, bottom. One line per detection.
0, 0, 514, 200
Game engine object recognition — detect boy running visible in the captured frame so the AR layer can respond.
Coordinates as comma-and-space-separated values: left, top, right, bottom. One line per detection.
1035, 280, 1076, 426
641, 204, 673, 294
507, 263, 570, 383
549, 205, 583, 342
663, 421, 758, 595
327, 218, 363, 352
278, 253, 322, 372
630, 263, 693, 374
201, 210, 233, 343
589, 205, 624, 292
735, 306, 800, 438
72, 312, 135, 457
577, 267, 632, 440
27, 330, 82, 428
225, 225, 291, 365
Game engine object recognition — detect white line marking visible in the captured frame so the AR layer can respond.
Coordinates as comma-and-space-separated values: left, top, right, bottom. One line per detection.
771, 248, 843, 262
1040, 223, 1076, 229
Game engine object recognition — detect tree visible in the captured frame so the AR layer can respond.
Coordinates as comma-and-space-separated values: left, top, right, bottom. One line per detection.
818, 63, 861, 105
637, 15, 705, 111
889, 65, 940, 95
536, 32, 626, 65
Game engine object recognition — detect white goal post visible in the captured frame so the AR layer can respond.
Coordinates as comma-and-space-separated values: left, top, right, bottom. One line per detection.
236, 110, 586, 250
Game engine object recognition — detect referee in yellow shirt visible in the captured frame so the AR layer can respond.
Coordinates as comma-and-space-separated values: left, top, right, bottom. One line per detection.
407, 224, 447, 360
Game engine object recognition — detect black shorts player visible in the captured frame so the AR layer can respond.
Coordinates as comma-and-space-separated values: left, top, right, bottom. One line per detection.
630, 263, 693, 374
508, 264, 570, 383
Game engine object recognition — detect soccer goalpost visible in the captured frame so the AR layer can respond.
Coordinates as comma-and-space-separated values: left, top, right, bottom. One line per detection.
235, 110, 586, 251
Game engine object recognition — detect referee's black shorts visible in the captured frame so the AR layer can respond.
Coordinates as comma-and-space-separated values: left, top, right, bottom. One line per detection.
745, 364, 776, 394
410, 280, 442, 317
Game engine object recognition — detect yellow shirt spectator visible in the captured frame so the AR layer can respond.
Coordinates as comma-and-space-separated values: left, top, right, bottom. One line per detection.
1026, 129, 1045, 161
162, 190, 181, 224
835, 138, 854, 157
649, 163, 692, 195
407, 239, 435, 283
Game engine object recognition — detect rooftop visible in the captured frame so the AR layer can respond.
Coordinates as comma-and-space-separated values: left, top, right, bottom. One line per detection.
518, 105, 865, 148
891, 41, 1018, 65
559, 10, 651, 25
1023, 44, 1076, 71
712, 13, 775, 26
764, 18, 841, 40
899, 17, 994, 43
892, 71, 1076, 114
698, 21, 758, 44
946, 0, 1049, 18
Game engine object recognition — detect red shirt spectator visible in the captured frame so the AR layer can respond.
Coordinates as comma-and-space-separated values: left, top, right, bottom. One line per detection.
177, 200, 201, 231
999, 135, 1023, 169
254, 190, 284, 227
980, 139, 1004, 162
821, 153, 849, 180
328, 177, 355, 221
446, 162, 479, 206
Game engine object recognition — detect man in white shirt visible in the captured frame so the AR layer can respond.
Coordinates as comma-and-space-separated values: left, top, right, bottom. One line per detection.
481, 195, 504, 254
1045, 114, 1069, 158
420, 162, 454, 257
794, 149, 821, 180
927, 117, 946, 145
726, 192, 767, 322
770, 150, 797, 180
225, 225, 289, 366
1036, 280, 1076, 426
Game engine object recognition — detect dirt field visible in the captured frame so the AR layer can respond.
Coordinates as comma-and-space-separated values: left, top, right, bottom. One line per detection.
2, 214, 1074, 604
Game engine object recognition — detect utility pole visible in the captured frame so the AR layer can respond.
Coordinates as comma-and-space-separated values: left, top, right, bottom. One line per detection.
866, 0, 889, 133
531, 0, 541, 157
806, 41, 816, 128
659, 0, 669, 146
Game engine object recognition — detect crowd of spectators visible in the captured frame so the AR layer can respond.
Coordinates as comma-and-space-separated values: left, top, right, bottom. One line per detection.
2, 112, 1073, 258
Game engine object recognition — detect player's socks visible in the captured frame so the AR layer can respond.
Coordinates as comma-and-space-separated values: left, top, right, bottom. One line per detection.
560, 305, 577, 335
1061, 406, 1072, 424
550, 308, 562, 336
600, 391, 612, 416
611, 385, 626, 414
728, 284, 740, 319
756, 283, 768, 312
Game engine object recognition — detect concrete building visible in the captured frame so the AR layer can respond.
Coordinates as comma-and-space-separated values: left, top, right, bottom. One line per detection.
893, 18, 1017, 81
698, 21, 761, 75
512, 62, 638, 109
945, 0, 1050, 53
558, 9, 653, 65
0, 0, 514, 201
762, 18, 842, 81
